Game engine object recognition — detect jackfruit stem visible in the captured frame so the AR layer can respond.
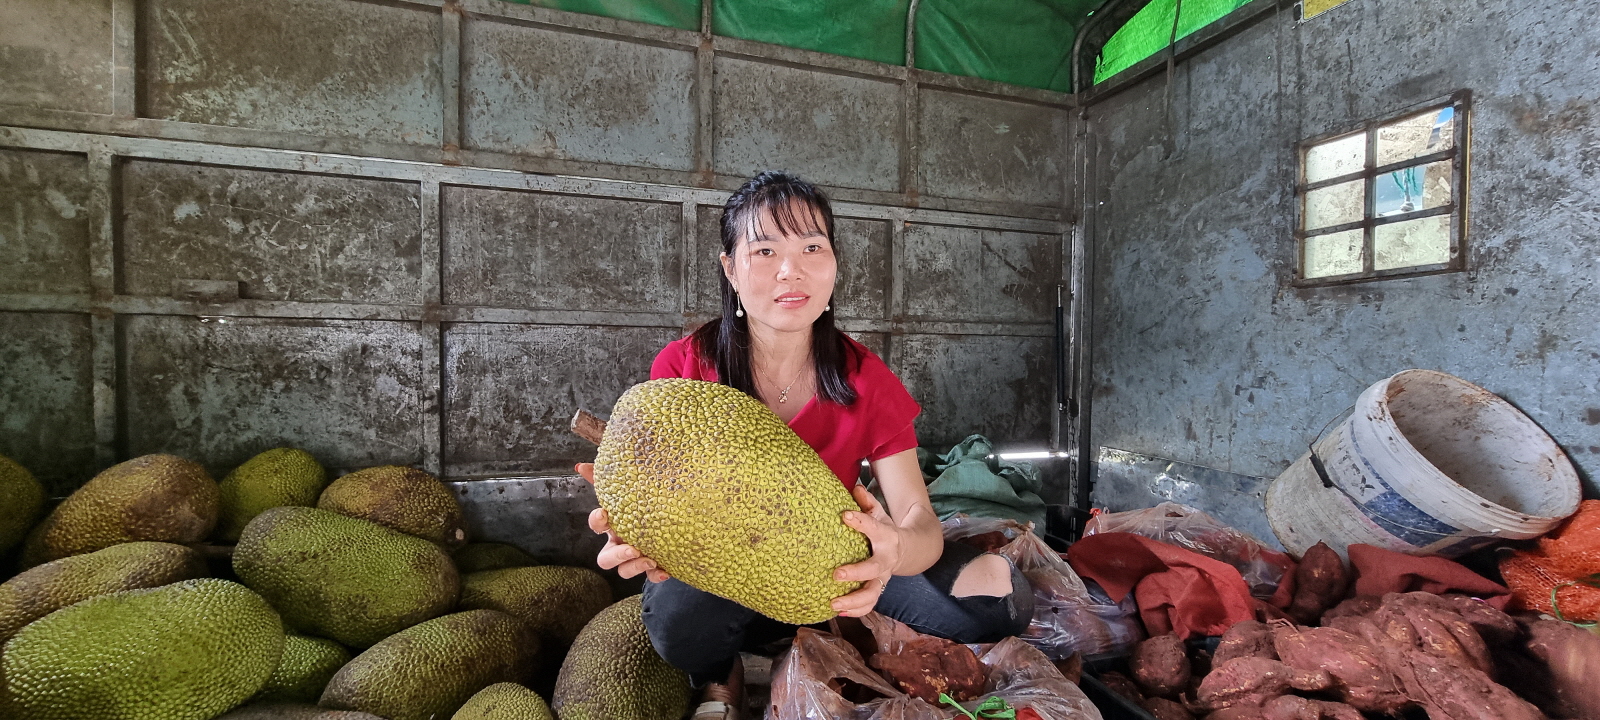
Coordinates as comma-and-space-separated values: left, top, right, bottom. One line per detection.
571, 409, 608, 445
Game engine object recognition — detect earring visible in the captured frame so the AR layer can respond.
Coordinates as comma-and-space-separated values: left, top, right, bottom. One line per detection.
824, 304, 831, 312
735, 295, 745, 318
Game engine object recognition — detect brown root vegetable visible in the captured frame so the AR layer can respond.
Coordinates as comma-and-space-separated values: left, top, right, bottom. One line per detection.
1196, 657, 1333, 711
1522, 619, 1600, 718
867, 637, 987, 705
1215, 620, 1278, 665
1208, 706, 1268, 720
1386, 592, 1493, 674
1321, 595, 1382, 624
1271, 623, 1407, 713
1389, 646, 1546, 720
1098, 670, 1145, 704
1443, 594, 1521, 646
1260, 695, 1364, 720
1130, 634, 1192, 698
1139, 696, 1196, 720
1287, 542, 1348, 626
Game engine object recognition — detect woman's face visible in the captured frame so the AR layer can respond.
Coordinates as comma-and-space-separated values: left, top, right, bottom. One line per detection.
721, 201, 838, 335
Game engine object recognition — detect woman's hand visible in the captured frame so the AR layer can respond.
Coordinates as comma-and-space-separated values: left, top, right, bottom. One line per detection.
830, 484, 905, 617
575, 463, 670, 583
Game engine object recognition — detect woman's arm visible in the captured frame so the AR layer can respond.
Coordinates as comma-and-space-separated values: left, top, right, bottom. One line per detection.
830, 447, 946, 616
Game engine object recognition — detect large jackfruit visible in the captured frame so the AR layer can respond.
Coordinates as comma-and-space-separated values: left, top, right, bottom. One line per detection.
0, 578, 284, 720
594, 378, 869, 623
319, 465, 467, 548
453, 682, 555, 720
320, 609, 539, 720
459, 566, 611, 647
453, 542, 538, 573
551, 595, 689, 720
20, 454, 218, 567
0, 454, 44, 556
217, 448, 328, 543
0, 541, 207, 644
233, 506, 459, 648
253, 634, 351, 704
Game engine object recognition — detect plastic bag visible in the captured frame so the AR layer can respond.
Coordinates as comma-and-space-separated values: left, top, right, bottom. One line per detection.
1082, 502, 1294, 601
943, 516, 1144, 659
767, 613, 1103, 720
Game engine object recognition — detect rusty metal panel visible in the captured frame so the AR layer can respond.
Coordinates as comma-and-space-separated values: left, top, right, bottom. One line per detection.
0, 0, 113, 115
0, 149, 91, 295
442, 186, 681, 312
121, 315, 425, 479
918, 89, 1067, 207
0, 312, 97, 496
141, 0, 443, 145
902, 223, 1060, 323
442, 323, 681, 475
461, 18, 696, 171
714, 57, 902, 192
691, 205, 890, 319
120, 161, 424, 303
893, 333, 1052, 449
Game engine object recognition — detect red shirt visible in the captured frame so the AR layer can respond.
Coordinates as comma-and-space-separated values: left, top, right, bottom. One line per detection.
649, 335, 921, 490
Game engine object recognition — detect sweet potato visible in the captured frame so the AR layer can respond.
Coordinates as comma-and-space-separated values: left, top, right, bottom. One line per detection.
1129, 634, 1191, 698
1196, 657, 1333, 711
1261, 695, 1363, 720
867, 637, 987, 704
1098, 670, 1144, 704
1287, 542, 1348, 625
1214, 620, 1278, 665
1138, 697, 1196, 720
1271, 623, 1406, 713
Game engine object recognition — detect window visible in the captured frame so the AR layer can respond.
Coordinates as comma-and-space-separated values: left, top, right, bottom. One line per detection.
1297, 92, 1469, 285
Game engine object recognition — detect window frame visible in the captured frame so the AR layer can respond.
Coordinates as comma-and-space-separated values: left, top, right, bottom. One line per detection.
1294, 90, 1471, 287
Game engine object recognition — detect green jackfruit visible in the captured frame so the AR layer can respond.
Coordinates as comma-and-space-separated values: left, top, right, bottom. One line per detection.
320, 609, 539, 720
215, 704, 385, 720
319, 465, 467, 548
20, 454, 218, 568
594, 378, 869, 623
253, 634, 350, 704
459, 566, 611, 648
233, 506, 459, 648
0, 578, 284, 720
0, 454, 44, 557
551, 595, 689, 720
453, 682, 554, 720
453, 542, 538, 573
217, 448, 328, 543
0, 541, 207, 645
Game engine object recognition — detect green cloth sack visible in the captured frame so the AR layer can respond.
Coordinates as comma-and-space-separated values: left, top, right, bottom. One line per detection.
921, 435, 1047, 532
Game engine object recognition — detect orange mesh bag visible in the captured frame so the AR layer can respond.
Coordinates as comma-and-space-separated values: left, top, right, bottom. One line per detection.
1501, 500, 1600, 622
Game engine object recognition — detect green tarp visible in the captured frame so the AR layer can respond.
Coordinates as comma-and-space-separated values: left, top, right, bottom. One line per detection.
498, 0, 701, 31
914, 0, 1097, 93
1093, 0, 1251, 84
714, 0, 910, 66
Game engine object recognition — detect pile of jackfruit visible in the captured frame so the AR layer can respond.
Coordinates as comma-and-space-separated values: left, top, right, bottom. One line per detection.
0, 450, 690, 720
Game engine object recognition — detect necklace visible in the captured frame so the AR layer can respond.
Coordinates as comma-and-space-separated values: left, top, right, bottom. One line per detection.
776, 365, 808, 403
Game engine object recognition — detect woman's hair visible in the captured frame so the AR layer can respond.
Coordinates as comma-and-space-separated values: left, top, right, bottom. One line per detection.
689, 171, 859, 406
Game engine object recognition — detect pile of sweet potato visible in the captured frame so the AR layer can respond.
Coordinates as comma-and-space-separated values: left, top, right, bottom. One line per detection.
1095, 543, 1595, 720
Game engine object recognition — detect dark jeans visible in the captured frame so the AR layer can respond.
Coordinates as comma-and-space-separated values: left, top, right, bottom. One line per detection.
640, 540, 1034, 687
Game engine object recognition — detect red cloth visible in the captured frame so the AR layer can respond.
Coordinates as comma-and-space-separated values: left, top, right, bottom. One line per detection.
1066, 532, 1257, 640
650, 335, 920, 490
1347, 544, 1511, 609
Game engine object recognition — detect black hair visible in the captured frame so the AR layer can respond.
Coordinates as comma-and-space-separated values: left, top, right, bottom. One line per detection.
689, 171, 859, 406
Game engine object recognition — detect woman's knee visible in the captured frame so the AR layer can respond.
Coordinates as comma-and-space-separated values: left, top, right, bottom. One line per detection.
641, 579, 750, 675
950, 552, 1014, 598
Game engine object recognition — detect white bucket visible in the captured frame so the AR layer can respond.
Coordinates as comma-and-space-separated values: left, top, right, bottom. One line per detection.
1266, 369, 1581, 559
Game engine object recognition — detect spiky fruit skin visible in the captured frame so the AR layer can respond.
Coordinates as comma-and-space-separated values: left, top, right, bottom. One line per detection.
20, 454, 218, 568
594, 378, 869, 624
253, 634, 351, 704
0, 454, 45, 556
460, 566, 611, 647
552, 595, 690, 720
233, 506, 459, 648
453, 542, 538, 573
217, 448, 328, 543
0, 579, 284, 720
0, 541, 207, 644
215, 704, 385, 720
452, 682, 554, 720
319, 466, 467, 548
320, 610, 538, 720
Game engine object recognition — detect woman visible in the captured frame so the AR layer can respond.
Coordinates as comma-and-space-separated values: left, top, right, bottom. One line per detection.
576, 171, 1032, 720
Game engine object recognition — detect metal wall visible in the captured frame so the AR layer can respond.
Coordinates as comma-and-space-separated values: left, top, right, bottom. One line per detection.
0, 0, 1075, 497
1084, 0, 1600, 497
